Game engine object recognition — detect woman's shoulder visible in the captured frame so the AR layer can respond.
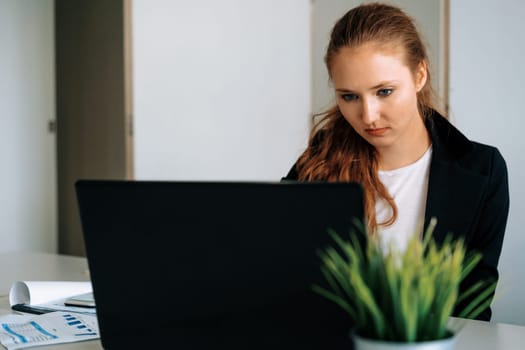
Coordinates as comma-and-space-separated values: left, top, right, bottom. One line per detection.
429, 112, 507, 175
468, 141, 507, 175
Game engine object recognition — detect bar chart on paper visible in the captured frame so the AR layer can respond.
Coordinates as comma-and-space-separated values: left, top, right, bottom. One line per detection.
0, 311, 99, 350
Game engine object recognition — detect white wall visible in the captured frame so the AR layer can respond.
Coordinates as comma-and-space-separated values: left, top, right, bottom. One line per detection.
0, 0, 56, 253
450, 0, 525, 325
132, 0, 311, 181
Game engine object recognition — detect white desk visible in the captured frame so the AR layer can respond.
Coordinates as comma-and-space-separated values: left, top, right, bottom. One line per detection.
0, 252, 102, 349
452, 318, 525, 349
1, 252, 524, 349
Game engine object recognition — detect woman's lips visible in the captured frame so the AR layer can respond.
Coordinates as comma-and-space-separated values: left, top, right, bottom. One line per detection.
365, 127, 389, 136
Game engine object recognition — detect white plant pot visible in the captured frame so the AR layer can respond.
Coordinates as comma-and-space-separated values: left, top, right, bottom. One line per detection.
353, 333, 456, 350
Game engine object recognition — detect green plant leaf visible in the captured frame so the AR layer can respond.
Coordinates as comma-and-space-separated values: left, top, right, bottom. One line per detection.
457, 281, 497, 319
312, 284, 356, 318
456, 280, 485, 305
460, 253, 482, 281
314, 218, 494, 342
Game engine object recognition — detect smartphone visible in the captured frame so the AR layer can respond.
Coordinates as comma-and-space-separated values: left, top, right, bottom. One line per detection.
64, 292, 96, 308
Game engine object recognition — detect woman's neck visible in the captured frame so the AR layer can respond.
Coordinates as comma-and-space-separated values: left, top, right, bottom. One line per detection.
377, 118, 431, 171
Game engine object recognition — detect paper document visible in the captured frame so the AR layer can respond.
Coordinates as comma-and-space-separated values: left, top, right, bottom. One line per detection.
9, 281, 96, 315
0, 311, 99, 350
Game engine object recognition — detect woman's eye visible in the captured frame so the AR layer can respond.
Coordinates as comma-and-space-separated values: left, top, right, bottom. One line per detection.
341, 93, 358, 101
378, 88, 393, 97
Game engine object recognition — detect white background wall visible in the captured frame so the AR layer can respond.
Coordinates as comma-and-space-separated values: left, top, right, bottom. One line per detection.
132, 0, 311, 181
449, 0, 525, 325
0, 0, 56, 253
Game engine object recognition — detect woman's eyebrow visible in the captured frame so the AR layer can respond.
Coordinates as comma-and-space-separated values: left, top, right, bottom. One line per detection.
335, 88, 356, 93
335, 81, 399, 93
370, 80, 399, 89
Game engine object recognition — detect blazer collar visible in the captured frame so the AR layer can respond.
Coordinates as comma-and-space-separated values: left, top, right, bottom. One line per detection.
425, 110, 473, 163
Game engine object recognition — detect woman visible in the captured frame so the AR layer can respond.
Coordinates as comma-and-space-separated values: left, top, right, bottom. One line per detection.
283, 3, 509, 321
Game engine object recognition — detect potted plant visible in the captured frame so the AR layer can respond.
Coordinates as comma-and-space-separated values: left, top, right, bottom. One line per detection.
313, 218, 497, 349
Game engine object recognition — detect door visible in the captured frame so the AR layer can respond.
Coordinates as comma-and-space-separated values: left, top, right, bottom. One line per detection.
55, 0, 133, 256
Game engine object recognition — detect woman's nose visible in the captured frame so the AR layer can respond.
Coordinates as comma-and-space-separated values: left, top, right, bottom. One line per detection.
361, 98, 380, 125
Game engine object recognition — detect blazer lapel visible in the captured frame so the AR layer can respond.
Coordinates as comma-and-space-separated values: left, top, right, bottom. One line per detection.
424, 158, 488, 244
423, 114, 489, 244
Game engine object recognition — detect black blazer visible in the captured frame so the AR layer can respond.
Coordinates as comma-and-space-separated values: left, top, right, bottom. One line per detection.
283, 111, 510, 321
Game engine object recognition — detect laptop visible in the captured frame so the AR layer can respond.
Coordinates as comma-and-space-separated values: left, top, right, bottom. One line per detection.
76, 180, 364, 349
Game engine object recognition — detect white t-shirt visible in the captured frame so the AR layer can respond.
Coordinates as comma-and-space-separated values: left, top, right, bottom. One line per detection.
376, 146, 432, 253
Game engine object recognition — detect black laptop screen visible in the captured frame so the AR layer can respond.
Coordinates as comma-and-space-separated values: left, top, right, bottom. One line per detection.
76, 181, 364, 349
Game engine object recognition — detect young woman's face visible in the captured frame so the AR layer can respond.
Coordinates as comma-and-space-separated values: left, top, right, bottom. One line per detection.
330, 44, 427, 152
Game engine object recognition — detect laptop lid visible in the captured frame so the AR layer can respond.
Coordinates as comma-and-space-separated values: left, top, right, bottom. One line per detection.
76, 180, 364, 349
